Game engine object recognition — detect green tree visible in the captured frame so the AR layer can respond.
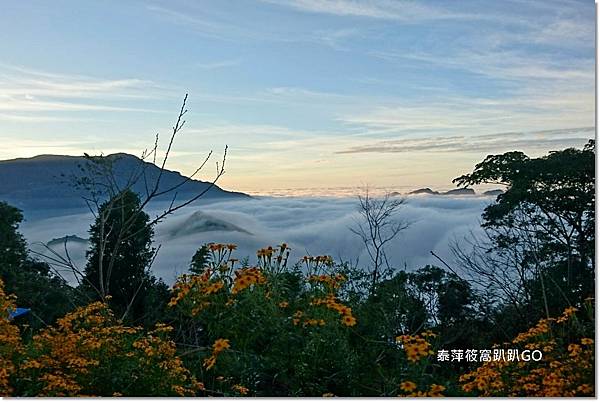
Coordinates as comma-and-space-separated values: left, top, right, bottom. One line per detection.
82, 189, 167, 324
190, 244, 211, 274
0, 202, 27, 271
0, 201, 73, 329
453, 140, 595, 324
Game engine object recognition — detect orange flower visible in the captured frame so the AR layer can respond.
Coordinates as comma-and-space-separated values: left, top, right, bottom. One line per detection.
203, 355, 217, 370
232, 384, 249, 395
341, 315, 357, 327
212, 338, 230, 354
400, 381, 417, 392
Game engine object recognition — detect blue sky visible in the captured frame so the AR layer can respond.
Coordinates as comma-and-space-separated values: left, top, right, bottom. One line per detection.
0, 0, 594, 194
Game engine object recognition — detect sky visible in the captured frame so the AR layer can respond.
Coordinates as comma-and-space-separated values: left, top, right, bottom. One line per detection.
0, 0, 595, 195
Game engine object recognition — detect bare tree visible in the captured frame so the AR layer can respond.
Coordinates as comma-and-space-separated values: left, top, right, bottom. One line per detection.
350, 189, 409, 291
450, 205, 573, 324
33, 94, 228, 321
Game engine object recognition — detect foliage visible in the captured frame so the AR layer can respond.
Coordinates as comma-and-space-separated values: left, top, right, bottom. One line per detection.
0, 279, 22, 395
82, 189, 168, 325
0, 202, 74, 329
168, 244, 367, 396
460, 302, 594, 397
0, 283, 203, 397
453, 140, 594, 274
453, 140, 595, 326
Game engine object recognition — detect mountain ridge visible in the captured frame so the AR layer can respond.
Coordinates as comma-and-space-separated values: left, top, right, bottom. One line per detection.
0, 153, 249, 216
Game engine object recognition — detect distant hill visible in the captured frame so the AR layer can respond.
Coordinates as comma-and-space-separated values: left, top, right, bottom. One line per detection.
406, 187, 502, 196
409, 188, 440, 195
46, 234, 88, 247
483, 189, 504, 196
0, 153, 249, 216
443, 188, 475, 196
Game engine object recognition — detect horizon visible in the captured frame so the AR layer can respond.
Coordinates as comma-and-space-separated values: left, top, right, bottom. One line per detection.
0, 150, 507, 197
0, 0, 594, 194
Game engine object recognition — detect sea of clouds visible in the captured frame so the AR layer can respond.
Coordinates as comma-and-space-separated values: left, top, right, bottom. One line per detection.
20, 195, 492, 285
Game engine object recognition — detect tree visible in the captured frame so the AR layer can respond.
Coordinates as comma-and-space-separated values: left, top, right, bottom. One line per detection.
0, 202, 27, 272
190, 244, 211, 274
0, 201, 74, 328
32, 95, 227, 323
82, 189, 165, 324
350, 190, 409, 291
452, 140, 595, 324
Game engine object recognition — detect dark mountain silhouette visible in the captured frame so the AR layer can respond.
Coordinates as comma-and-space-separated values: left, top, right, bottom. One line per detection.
409, 188, 440, 195
483, 189, 504, 196
167, 211, 252, 238
443, 188, 475, 196
47, 235, 88, 247
407, 187, 475, 196
0, 153, 249, 216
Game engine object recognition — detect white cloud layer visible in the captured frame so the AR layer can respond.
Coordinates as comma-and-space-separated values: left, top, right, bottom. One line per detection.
20, 194, 492, 286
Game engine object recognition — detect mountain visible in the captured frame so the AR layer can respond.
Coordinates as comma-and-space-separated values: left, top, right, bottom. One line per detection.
406, 187, 475, 196
443, 188, 476, 196
166, 211, 252, 238
483, 189, 504, 196
46, 234, 88, 247
0, 153, 249, 216
409, 188, 440, 195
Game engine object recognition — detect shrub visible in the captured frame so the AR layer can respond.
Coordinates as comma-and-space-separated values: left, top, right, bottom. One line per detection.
460, 301, 594, 397
6, 296, 202, 396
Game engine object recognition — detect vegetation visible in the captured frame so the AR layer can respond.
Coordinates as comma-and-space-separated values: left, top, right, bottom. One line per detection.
0, 141, 594, 396
82, 189, 169, 326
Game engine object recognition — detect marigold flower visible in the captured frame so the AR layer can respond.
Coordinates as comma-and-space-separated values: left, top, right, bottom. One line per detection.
203, 355, 217, 370
232, 384, 249, 395
341, 315, 357, 327
212, 338, 230, 354
400, 381, 417, 392
428, 384, 446, 396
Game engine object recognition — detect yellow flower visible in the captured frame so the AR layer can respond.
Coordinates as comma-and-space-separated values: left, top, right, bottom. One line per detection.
232, 384, 249, 395
212, 338, 231, 354
400, 381, 417, 392
581, 338, 594, 345
203, 355, 217, 370
428, 384, 446, 396
568, 343, 581, 357
278, 301, 289, 308
341, 315, 357, 327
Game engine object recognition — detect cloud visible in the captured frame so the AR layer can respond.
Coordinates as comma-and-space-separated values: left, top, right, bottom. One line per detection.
336, 127, 593, 155
260, 0, 477, 22
0, 63, 169, 117
378, 49, 593, 83
335, 87, 593, 141
21, 195, 493, 285
195, 59, 242, 70
146, 4, 275, 42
